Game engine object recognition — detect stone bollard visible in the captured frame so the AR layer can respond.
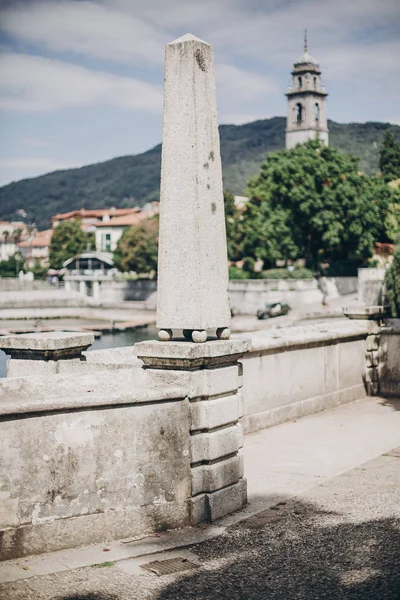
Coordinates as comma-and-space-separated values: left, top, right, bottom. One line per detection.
0, 331, 94, 378
156, 33, 231, 343
135, 337, 249, 523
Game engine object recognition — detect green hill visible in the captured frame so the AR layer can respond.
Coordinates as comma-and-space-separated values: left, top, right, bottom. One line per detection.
1, 117, 399, 230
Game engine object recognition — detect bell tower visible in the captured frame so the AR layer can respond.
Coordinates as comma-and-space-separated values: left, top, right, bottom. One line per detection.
285, 32, 328, 149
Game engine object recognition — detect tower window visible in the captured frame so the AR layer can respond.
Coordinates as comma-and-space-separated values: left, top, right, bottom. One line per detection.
313, 77, 317, 88
296, 103, 303, 123
314, 103, 320, 122
298, 76, 302, 88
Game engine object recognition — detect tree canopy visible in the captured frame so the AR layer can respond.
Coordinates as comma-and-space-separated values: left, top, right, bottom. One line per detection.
241, 140, 393, 271
380, 131, 400, 183
113, 215, 159, 276
224, 191, 245, 262
385, 243, 400, 317
0, 253, 23, 277
49, 220, 94, 270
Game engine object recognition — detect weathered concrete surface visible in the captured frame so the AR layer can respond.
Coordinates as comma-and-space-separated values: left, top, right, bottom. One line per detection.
0, 399, 191, 560
137, 336, 248, 524
0, 331, 94, 377
0, 368, 185, 415
1, 407, 399, 598
156, 34, 230, 332
135, 338, 249, 369
0, 331, 94, 353
238, 321, 369, 432
379, 324, 400, 397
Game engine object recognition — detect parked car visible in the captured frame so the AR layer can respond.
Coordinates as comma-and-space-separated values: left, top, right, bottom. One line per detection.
257, 301, 290, 320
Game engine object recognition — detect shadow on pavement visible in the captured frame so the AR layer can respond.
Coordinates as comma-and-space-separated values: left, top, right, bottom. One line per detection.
379, 397, 400, 411
156, 497, 400, 600
59, 594, 119, 600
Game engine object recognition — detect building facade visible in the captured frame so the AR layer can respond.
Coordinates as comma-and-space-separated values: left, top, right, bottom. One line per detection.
18, 229, 52, 267
95, 203, 159, 252
285, 34, 329, 149
0, 221, 29, 261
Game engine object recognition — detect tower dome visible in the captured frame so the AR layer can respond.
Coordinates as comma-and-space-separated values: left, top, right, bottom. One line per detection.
295, 30, 318, 65
294, 30, 318, 65
295, 49, 318, 66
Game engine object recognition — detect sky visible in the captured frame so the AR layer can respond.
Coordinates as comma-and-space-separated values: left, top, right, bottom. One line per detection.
0, 0, 399, 187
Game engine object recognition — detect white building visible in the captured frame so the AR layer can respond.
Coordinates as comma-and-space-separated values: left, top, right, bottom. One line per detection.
285, 33, 329, 149
95, 204, 159, 252
0, 221, 29, 261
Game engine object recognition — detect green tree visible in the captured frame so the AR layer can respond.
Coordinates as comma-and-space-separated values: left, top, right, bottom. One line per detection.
29, 259, 49, 280
224, 191, 245, 262
379, 131, 400, 183
113, 215, 159, 276
49, 220, 93, 269
244, 140, 392, 271
385, 244, 400, 317
384, 185, 400, 242
13, 227, 23, 243
0, 253, 23, 277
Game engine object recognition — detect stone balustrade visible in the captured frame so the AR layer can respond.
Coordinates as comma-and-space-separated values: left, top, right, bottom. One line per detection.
237, 321, 370, 433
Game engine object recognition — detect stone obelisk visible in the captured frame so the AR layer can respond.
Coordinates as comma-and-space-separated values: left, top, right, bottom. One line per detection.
156, 34, 231, 343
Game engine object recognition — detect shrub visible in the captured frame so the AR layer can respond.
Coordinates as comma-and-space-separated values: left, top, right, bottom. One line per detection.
260, 268, 290, 279
290, 267, 314, 279
324, 259, 366, 277
228, 266, 249, 280
385, 245, 400, 317
0, 254, 23, 277
29, 260, 48, 280
260, 267, 313, 280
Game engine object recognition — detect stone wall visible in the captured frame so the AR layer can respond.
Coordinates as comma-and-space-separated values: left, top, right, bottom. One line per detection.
0, 333, 247, 560
237, 321, 369, 433
0, 367, 190, 561
61, 276, 358, 312
228, 277, 357, 315
379, 320, 400, 397
1, 319, 395, 560
0, 279, 52, 292
358, 268, 386, 305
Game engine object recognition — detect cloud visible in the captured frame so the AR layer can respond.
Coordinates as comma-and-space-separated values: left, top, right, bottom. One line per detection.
0, 0, 166, 66
0, 52, 163, 112
217, 64, 278, 102
22, 137, 51, 147
1, 0, 399, 88
0, 157, 82, 171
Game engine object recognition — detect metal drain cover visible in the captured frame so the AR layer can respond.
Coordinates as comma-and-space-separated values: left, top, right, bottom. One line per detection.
141, 557, 198, 576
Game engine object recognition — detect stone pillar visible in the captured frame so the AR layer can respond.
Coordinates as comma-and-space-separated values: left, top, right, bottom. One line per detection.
79, 280, 86, 296
343, 305, 389, 395
0, 332, 94, 378
135, 338, 249, 523
156, 34, 231, 343
93, 280, 100, 301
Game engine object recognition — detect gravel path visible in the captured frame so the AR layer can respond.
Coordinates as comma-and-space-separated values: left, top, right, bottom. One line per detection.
2, 449, 399, 600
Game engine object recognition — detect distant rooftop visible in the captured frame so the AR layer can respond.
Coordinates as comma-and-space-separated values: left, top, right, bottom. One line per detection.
96, 205, 159, 227
19, 229, 52, 248
51, 207, 139, 221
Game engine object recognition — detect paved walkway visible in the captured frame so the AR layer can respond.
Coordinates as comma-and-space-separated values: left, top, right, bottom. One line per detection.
1, 396, 399, 599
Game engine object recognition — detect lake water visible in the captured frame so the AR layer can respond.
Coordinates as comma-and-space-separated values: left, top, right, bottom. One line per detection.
0, 323, 158, 378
